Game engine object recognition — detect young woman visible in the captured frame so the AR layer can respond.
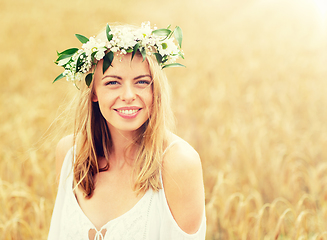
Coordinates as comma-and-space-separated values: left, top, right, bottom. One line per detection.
48, 22, 206, 240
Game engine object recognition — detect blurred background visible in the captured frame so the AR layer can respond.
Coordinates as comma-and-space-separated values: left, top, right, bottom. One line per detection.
1, 0, 327, 239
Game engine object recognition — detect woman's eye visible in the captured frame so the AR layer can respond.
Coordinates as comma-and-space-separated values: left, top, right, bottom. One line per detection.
137, 80, 150, 85
105, 81, 119, 86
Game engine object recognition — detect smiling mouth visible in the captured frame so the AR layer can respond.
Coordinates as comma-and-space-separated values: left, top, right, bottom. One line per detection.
115, 108, 141, 115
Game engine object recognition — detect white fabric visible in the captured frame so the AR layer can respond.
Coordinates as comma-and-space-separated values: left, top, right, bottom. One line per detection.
48, 143, 206, 240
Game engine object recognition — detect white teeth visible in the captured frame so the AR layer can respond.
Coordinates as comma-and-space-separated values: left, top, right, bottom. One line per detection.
117, 109, 139, 115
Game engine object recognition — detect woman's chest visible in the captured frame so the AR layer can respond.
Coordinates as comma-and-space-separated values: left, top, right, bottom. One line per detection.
74, 170, 144, 231
60, 176, 155, 240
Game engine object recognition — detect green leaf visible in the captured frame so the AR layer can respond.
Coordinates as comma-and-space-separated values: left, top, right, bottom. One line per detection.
55, 54, 71, 63
85, 73, 93, 87
106, 24, 113, 41
58, 48, 79, 56
153, 53, 162, 63
174, 26, 183, 48
53, 73, 64, 83
103, 51, 114, 74
161, 55, 168, 63
55, 57, 70, 67
91, 51, 97, 62
140, 48, 146, 62
126, 48, 133, 53
75, 34, 89, 44
162, 63, 186, 69
152, 28, 171, 37
76, 52, 86, 72
178, 52, 184, 59
55, 54, 71, 64
131, 43, 140, 61
55, 48, 79, 63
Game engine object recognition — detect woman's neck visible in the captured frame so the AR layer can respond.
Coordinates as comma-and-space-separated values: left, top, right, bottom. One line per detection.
108, 127, 141, 167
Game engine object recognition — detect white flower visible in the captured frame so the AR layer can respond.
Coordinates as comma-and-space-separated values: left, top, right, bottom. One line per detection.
111, 46, 119, 52
75, 72, 83, 81
95, 47, 106, 60
157, 37, 179, 57
82, 37, 107, 58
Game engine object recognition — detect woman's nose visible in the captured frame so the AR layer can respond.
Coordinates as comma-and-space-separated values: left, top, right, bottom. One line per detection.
120, 84, 136, 103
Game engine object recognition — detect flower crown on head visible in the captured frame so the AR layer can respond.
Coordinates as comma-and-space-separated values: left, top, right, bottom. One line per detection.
53, 22, 185, 88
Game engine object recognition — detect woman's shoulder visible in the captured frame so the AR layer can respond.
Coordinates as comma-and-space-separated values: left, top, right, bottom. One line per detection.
163, 134, 201, 173
164, 134, 200, 161
55, 134, 75, 181
162, 133, 205, 234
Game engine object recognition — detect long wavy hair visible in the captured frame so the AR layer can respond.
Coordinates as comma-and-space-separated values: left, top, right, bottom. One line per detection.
71, 26, 175, 198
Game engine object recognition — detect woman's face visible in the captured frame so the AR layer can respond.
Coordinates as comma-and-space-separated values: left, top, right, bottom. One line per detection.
92, 53, 153, 134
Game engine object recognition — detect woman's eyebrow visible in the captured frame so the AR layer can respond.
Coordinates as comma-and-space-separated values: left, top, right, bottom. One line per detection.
134, 74, 152, 80
102, 74, 152, 80
102, 75, 122, 80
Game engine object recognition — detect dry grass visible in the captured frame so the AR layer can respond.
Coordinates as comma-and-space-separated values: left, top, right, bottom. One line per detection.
1, 0, 327, 239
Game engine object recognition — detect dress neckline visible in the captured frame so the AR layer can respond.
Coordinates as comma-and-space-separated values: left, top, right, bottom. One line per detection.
68, 167, 151, 233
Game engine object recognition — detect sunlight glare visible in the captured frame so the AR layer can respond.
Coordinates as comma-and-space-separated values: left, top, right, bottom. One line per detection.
312, 0, 327, 24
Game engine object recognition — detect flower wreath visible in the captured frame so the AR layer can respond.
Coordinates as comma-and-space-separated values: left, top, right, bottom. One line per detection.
53, 22, 184, 88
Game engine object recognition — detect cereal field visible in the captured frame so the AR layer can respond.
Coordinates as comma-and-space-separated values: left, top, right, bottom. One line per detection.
1, 0, 327, 239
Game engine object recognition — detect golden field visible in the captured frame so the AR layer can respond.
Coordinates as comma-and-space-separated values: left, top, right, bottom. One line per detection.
1, 0, 327, 239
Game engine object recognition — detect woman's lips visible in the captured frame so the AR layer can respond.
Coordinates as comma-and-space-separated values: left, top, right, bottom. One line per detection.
114, 107, 141, 119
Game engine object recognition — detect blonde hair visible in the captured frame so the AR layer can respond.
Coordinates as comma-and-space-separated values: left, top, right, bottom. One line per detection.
72, 26, 175, 197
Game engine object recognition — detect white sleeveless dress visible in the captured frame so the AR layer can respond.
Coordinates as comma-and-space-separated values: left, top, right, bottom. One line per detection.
48, 142, 206, 240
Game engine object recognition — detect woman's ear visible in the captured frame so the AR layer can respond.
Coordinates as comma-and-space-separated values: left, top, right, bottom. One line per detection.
92, 91, 98, 102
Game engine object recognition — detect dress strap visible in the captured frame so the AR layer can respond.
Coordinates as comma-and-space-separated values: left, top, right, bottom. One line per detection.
160, 139, 183, 185
162, 140, 181, 156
